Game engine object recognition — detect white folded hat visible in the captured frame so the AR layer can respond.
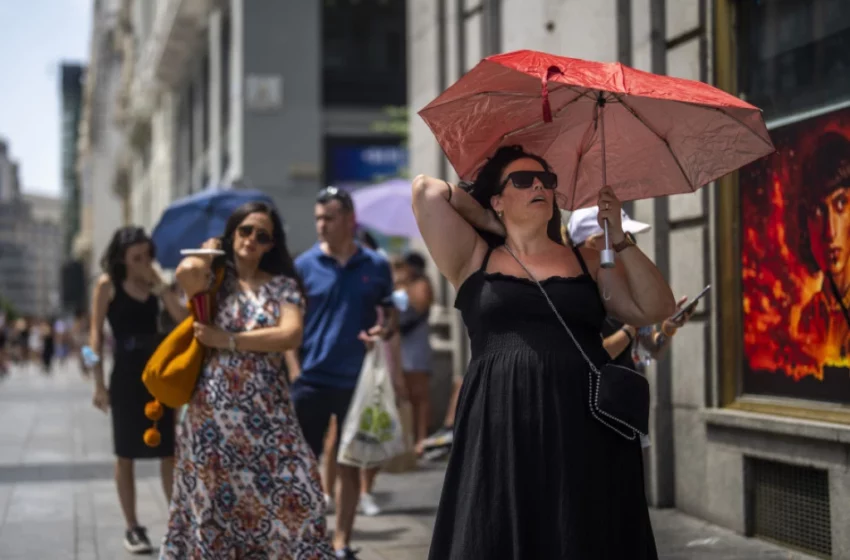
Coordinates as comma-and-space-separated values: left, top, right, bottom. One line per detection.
566, 206, 651, 245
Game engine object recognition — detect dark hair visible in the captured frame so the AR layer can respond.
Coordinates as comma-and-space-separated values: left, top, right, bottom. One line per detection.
317, 186, 355, 212
797, 132, 850, 273
462, 145, 564, 247
404, 251, 427, 274
357, 229, 379, 251
219, 201, 305, 297
100, 226, 155, 284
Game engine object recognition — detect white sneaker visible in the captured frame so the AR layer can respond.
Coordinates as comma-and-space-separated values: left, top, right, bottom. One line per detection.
359, 493, 381, 516
324, 493, 334, 514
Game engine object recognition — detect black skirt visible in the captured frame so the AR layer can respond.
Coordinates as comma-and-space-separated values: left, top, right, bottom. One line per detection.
428, 344, 658, 559
109, 346, 175, 459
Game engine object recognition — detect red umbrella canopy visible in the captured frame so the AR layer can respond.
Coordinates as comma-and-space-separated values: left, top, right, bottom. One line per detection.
419, 49, 774, 210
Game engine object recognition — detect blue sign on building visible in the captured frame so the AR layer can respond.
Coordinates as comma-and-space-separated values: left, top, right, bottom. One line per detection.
329, 144, 408, 185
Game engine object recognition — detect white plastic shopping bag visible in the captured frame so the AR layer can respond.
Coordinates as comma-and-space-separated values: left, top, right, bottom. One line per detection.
337, 340, 405, 468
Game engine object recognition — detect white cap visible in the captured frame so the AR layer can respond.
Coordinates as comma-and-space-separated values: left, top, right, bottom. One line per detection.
567, 206, 651, 245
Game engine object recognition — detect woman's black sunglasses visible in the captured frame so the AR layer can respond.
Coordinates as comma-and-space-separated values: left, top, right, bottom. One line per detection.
499, 170, 558, 191
237, 225, 273, 245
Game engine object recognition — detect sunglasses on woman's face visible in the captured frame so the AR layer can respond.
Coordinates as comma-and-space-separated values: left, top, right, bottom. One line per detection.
500, 170, 558, 191
236, 225, 273, 245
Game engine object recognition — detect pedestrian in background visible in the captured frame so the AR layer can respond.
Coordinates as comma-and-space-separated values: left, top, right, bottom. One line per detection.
39, 319, 55, 373
161, 201, 334, 559
393, 251, 435, 455
72, 309, 90, 376
567, 208, 695, 365
89, 226, 187, 554
288, 187, 396, 559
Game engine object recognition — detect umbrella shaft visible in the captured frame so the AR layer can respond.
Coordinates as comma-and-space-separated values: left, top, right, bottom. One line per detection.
598, 94, 607, 186
598, 94, 615, 269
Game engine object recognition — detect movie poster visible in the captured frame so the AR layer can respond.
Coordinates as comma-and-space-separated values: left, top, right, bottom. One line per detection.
741, 106, 850, 404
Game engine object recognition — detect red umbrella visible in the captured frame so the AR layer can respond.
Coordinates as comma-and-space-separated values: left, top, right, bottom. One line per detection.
419, 50, 774, 264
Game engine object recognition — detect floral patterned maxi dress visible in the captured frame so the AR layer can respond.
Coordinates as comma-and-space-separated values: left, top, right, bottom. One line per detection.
161, 275, 334, 559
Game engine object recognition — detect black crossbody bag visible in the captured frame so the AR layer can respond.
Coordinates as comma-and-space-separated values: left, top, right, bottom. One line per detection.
504, 245, 650, 441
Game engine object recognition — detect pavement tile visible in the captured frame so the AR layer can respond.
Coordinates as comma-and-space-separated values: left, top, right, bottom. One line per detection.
0, 363, 829, 560
0, 519, 75, 560
3, 483, 75, 523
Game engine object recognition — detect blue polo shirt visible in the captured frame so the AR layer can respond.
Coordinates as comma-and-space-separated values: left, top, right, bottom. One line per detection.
295, 244, 393, 389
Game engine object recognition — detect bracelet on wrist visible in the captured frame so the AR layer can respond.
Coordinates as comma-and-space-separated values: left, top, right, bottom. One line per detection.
621, 326, 634, 343
661, 323, 677, 337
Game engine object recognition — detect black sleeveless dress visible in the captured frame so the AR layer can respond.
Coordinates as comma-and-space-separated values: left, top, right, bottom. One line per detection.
106, 284, 175, 459
428, 246, 658, 560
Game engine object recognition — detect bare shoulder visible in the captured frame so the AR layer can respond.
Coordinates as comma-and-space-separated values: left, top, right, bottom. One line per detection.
95, 273, 113, 294
93, 273, 115, 304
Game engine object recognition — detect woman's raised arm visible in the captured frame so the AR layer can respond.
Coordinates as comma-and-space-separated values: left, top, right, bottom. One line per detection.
411, 175, 502, 289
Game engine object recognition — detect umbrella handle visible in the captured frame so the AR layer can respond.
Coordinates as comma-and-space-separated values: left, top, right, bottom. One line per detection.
601, 220, 615, 268
598, 94, 616, 269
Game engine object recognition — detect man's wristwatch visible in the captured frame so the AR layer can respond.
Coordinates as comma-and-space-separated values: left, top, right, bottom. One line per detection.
228, 334, 237, 352
613, 231, 637, 253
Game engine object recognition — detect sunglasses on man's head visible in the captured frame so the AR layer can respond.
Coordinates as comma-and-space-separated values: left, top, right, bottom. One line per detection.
237, 225, 273, 245
500, 170, 558, 191
316, 186, 354, 212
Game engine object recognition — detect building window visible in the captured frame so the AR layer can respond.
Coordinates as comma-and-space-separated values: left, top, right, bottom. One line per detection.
737, 0, 850, 121
323, 0, 406, 106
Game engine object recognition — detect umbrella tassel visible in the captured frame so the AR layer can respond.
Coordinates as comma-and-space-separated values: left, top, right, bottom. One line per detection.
541, 65, 562, 124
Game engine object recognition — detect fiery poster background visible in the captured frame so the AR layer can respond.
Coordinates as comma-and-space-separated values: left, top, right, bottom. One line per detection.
741, 107, 850, 404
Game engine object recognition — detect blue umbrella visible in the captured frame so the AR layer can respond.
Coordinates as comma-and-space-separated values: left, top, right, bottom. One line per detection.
151, 188, 276, 269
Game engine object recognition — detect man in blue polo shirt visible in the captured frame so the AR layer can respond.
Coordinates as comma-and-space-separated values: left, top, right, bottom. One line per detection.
290, 186, 394, 559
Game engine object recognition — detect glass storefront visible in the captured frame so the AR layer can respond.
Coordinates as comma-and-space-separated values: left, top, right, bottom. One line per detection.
737, 0, 850, 122
736, 0, 850, 406
322, 0, 406, 106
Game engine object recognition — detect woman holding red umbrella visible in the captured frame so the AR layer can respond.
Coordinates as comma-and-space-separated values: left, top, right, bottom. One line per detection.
412, 145, 676, 559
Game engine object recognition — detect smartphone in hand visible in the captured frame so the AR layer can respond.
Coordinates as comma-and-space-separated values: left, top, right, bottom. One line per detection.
671, 285, 711, 322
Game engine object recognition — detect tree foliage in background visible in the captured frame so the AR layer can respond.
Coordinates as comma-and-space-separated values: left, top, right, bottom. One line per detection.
0, 295, 18, 321
370, 106, 410, 179
369, 105, 409, 138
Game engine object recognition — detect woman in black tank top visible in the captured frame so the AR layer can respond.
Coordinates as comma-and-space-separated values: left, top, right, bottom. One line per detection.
89, 227, 188, 554
412, 146, 677, 559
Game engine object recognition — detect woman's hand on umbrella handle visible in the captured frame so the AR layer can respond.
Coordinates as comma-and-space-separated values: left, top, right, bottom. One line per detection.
596, 186, 624, 242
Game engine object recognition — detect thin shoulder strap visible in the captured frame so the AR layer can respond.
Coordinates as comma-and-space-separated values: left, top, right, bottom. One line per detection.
571, 245, 591, 277
479, 247, 495, 273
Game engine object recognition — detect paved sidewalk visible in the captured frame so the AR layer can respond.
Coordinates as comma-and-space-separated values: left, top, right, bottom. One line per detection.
0, 362, 817, 559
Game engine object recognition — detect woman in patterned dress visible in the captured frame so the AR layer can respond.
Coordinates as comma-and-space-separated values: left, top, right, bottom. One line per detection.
161, 202, 334, 559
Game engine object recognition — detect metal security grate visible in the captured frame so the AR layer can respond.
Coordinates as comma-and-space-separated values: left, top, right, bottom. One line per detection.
747, 458, 832, 558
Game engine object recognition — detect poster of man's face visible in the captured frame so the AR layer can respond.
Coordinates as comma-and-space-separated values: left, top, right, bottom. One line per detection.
741, 107, 850, 404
